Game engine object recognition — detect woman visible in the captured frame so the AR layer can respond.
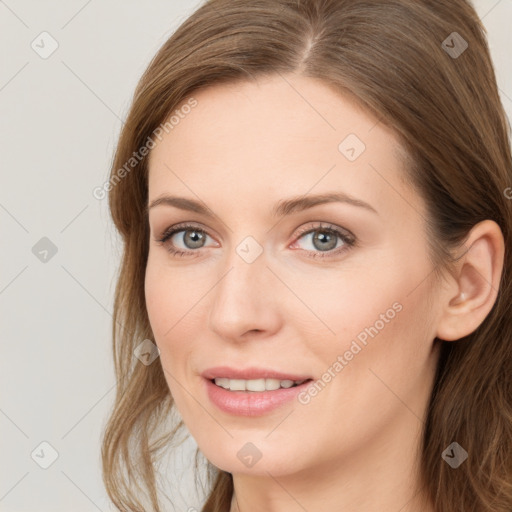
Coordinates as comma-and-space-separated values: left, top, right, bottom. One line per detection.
101, 1, 512, 511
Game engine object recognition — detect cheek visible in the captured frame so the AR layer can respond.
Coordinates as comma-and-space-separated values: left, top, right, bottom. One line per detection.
144, 256, 197, 340
289, 273, 436, 457
144, 260, 197, 412
144, 258, 193, 382
275, 254, 408, 350
145, 267, 167, 341
144, 256, 218, 399
321, 262, 437, 422
299, 249, 436, 384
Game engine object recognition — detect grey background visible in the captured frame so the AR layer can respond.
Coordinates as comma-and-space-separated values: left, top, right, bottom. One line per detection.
1, 1, 510, 511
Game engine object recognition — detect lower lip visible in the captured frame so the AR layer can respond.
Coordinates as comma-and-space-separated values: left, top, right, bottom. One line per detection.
204, 378, 312, 416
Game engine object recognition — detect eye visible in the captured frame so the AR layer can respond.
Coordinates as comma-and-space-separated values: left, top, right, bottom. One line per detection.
154, 221, 356, 260
290, 222, 356, 259
154, 222, 217, 258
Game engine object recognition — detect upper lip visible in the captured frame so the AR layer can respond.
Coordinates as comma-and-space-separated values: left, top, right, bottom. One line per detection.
201, 366, 312, 381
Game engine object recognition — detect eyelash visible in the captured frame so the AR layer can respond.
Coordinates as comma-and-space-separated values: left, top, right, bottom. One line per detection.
154, 222, 356, 260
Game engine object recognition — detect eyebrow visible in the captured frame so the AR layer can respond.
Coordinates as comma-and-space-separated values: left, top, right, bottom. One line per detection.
147, 192, 378, 218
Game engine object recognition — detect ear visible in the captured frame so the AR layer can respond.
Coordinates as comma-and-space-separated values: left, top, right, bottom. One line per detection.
435, 220, 505, 342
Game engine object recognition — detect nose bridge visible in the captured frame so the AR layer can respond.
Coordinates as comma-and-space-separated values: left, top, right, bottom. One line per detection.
208, 238, 280, 339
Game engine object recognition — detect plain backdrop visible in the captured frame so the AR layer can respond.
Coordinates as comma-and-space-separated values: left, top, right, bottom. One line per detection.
1, 1, 511, 511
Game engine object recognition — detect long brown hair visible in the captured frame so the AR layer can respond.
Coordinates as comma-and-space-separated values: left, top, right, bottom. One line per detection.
101, 1, 512, 510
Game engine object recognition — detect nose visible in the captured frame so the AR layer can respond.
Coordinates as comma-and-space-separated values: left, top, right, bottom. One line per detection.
208, 245, 282, 342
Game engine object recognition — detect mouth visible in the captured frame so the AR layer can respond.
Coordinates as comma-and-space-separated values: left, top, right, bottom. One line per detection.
204, 376, 314, 416
201, 367, 314, 415
209, 377, 313, 392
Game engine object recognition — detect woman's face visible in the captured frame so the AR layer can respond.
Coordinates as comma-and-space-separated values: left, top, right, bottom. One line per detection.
145, 74, 442, 477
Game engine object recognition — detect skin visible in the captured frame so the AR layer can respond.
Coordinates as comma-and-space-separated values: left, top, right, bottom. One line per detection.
144, 74, 504, 512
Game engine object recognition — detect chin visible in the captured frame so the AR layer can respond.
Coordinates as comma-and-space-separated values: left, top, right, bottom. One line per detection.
198, 438, 309, 477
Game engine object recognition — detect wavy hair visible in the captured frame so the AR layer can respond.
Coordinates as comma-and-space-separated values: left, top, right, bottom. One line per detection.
101, 1, 512, 510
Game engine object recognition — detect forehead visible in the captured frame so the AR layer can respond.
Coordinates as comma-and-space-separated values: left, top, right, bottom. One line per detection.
147, 74, 421, 222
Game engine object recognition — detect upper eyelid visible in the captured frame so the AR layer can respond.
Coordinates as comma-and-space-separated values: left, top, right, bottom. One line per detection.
157, 222, 212, 240
295, 222, 353, 237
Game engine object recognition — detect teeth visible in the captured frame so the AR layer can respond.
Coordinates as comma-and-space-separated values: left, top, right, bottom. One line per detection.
213, 377, 307, 391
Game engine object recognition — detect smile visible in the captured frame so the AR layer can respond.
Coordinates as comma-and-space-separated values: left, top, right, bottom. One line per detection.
213, 377, 308, 392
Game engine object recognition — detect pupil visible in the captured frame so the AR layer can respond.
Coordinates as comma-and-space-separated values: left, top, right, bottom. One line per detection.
185, 230, 204, 248
313, 230, 336, 251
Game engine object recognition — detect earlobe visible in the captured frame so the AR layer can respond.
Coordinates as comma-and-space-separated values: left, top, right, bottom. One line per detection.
435, 220, 505, 342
